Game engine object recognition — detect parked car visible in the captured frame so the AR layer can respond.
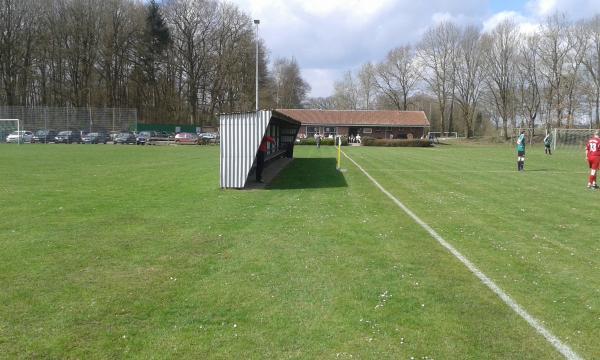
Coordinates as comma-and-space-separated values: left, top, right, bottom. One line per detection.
6, 130, 33, 143
198, 132, 219, 143
113, 132, 136, 144
153, 131, 174, 140
136, 131, 157, 145
174, 132, 199, 144
108, 131, 121, 142
31, 129, 58, 143
82, 132, 109, 144
54, 131, 82, 144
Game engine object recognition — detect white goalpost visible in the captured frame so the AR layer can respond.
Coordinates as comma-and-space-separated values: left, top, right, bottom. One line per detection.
552, 128, 598, 151
0, 119, 20, 144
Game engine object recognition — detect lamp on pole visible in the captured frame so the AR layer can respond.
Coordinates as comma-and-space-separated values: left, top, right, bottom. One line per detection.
254, 19, 260, 112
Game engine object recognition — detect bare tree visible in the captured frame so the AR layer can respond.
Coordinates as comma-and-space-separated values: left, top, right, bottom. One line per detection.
517, 34, 543, 139
130, 0, 173, 120
99, 0, 139, 107
417, 21, 460, 133
209, 2, 255, 113
39, 0, 72, 106
482, 18, 519, 139
538, 13, 572, 128
454, 26, 485, 138
374, 45, 420, 111
272, 57, 310, 108
332, 70, 359, 109
562, 20, 587, 128
357, 62, 376, 109
66, 0, 105, 107
304, 96, 337, 110
0, 0, 282, 123
583, 15, 600, 128
580, 71, 597, 128
0, 0, 39, 105
166, 0, 219, 124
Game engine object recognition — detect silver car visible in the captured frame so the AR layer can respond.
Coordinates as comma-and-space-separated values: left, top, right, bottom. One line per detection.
6, 131, 33, 143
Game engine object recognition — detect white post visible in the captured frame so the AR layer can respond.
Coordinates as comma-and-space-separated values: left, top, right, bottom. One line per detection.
552, 128, 557, 151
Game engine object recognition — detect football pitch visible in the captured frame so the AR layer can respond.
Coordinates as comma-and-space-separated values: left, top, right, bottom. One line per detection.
1, 143, 598, 359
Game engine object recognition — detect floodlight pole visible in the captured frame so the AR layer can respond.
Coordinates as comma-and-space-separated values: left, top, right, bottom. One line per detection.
254, 19, 260, 112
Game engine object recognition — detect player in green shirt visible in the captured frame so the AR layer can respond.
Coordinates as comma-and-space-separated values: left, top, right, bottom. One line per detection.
543, 133, 552, 155
516, 130, 526, 171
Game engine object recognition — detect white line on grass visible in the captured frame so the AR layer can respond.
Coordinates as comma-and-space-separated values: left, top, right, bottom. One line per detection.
343, 151, 583, 360
368, 169, 587, 174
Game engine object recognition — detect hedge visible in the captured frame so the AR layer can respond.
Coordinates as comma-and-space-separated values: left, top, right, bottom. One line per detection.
361, 137, 432, 147
298, 137, 348, 146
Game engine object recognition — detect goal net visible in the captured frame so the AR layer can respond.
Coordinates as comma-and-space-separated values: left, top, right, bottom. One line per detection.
0, 119, 20, 144
427, 131, 459, 139
552, 128, 598, 151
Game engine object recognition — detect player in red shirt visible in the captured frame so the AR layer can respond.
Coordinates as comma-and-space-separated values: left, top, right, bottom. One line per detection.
586, 130, 600, 189
256, 135, 275, 183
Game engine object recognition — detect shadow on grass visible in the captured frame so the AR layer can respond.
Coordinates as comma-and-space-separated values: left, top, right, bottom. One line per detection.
268, 158, 348, 189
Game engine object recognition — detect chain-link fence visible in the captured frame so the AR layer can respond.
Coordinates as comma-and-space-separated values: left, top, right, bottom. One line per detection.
0, 106, 137, 143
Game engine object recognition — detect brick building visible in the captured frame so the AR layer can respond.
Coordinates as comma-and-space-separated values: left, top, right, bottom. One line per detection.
275, 109, 430, 140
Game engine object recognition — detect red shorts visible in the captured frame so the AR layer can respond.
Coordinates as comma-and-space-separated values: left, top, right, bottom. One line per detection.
588, 156, 600, 170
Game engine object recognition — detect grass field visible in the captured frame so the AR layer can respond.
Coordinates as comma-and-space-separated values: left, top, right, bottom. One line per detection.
1, 143, 599, 359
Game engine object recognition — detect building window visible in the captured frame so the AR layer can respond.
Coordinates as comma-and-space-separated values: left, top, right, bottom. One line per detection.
363, 128, 372, 134
324, 127, 337, 138
306, 126, 319, 138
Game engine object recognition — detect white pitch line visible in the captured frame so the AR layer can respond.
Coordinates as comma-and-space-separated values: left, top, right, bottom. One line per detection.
343, 151, 583, 360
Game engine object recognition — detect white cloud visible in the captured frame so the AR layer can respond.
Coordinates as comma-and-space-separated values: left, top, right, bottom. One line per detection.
528, 0, 558, 16
482, 11, 540, 34
296, 0, 395, 21
232, 0, 600, 98
302, 68, 342, 98
526, 0, 600, 18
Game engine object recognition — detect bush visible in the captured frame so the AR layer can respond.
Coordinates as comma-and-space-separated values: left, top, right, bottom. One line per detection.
361, 138, 432, 147
298, 136, 348, 146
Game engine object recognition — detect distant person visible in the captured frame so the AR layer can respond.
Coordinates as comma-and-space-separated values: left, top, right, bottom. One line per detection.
256, 134, 275, 183
315, 133, 321, 149
585, 130, 600, 190
516, 130, 526, 171
356, 134, 361, 144
544, 133, 552, 155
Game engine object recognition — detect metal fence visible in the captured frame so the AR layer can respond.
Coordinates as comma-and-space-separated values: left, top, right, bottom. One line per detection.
0, 106, 137, 140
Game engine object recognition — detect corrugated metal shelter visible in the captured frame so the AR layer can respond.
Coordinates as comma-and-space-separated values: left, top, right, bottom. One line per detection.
220, 110, 300, 188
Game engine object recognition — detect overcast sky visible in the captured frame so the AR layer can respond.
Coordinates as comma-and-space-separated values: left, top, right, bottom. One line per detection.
229, 0, 600, 98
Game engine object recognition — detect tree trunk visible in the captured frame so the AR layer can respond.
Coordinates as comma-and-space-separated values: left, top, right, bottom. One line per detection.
502, 111, 508, 140
448, 98, 454, 133
596, 92, 600, 128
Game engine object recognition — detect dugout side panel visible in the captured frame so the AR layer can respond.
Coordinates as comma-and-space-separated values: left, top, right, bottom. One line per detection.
219, 111, 271, 189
